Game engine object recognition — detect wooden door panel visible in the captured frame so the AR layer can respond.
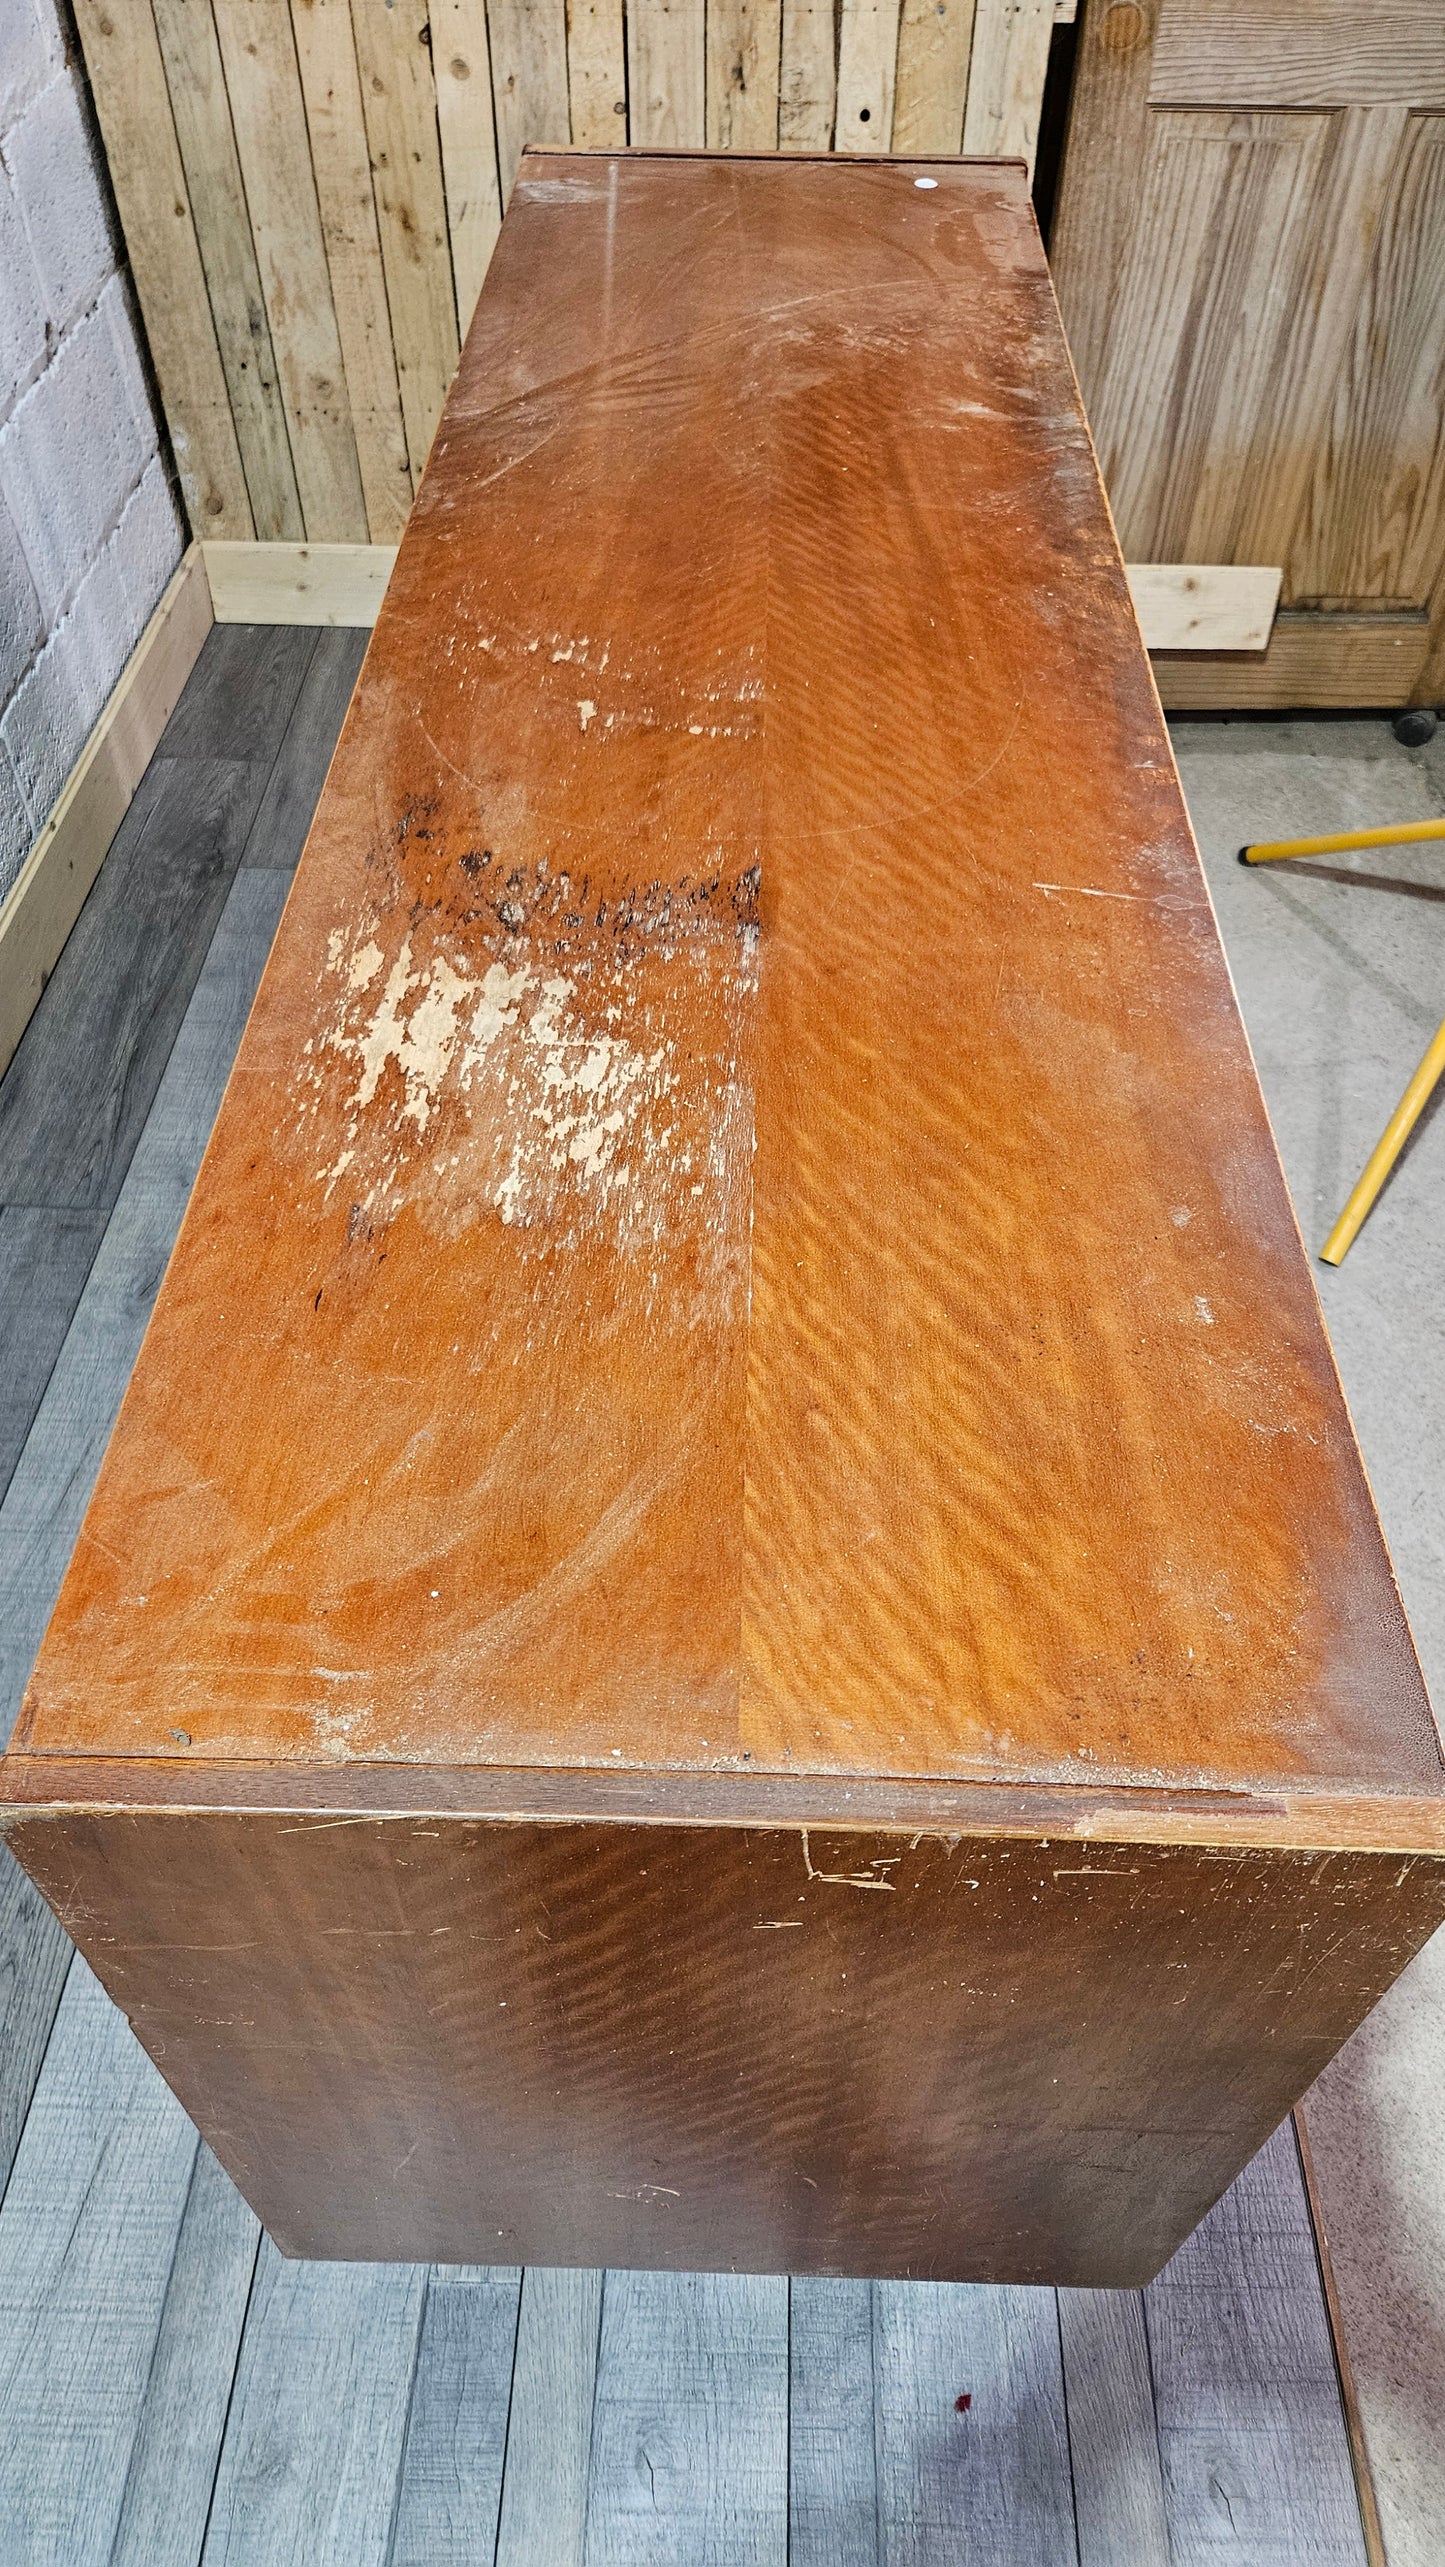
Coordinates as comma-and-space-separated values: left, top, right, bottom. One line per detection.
1295, 114, 1445, 608
1151, 0, 1445, 110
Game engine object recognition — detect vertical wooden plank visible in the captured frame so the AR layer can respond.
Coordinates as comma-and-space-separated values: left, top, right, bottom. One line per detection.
789, 2278, 881, 2567
1057, 2291, 1172, 2567
835, 0, 902, 152
200, 2241, 427, 2566
0, 1962, 199, 2566
212, 0, 369, 539
0, 1852, 71, 2205
582, 2271, 788, 2564
893, 0, 975, 153
961, 0, 1056, 173
71, 1, 253, 536
628, 0, 707, 146
152, 0, 303, 542
707, 0, 783, 148
495, 2267, 603, 2567
872, 2281, 1078, 2566
290, 0, 416, 539
487, 0, 573, 200
779, 0, 837, 145
1146, 2119, 1369, 2566
431, 1, 505, 333
350, 0, 463, 484
389, 2267, 523, 2566
566, 0, 628, 148
110, 2147, 261, 2567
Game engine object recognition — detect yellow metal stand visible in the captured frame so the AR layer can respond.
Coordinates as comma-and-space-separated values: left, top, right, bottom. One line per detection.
1237, 816, 1445, 1261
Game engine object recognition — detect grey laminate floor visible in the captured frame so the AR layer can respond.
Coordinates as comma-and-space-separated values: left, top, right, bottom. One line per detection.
0, 634, 1410, 2566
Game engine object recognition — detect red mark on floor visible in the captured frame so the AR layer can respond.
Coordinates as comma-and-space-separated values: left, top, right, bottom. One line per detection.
955, 2393, 972, 2413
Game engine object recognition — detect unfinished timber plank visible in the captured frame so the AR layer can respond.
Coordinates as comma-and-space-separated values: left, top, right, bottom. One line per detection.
487, 0, 573, 200
212, 0, 368, 541
779, 0, 837, 142
893, 0, 976, 152
432, 0, 506, 327
707, 0, 784, 147
70, 3, 252, 537
566, 0, 629, 147
582, 2272, 789, 2564
1127, 562, 1281, 651
152, 0, 302, 543
961, 0, 1056, 172
836, 0, 903, 149
202, 539, 396, 627
290, 0, 417, 538
349, 0, 463, 482
628, 0, 707, 144
6, 155, 1445, 2289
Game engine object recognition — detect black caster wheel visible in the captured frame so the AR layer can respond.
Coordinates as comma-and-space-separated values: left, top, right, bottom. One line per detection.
1393, 707, 1439, 747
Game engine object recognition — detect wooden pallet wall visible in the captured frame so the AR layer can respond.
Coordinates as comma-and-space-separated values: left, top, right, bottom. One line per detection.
73, 0, 1069, 547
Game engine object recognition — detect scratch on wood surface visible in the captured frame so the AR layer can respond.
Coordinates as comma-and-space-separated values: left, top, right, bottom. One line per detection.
801, 1828, 899, 1890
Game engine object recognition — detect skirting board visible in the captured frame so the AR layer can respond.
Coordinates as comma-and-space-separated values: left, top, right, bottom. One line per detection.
200, 543, 1281, 653
0, 542, 214, 1085
203, 542, 398, 628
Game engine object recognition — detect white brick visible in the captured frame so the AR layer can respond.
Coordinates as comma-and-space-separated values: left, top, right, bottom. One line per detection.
103, 268, 161, 449
0, 459, 183, 826
0, 154, 49, 421
6, 70, 117, 334
0, 481, 43, 702
0, 0, 60, 140
0, 740, 30, 901
0, 278, 150, 622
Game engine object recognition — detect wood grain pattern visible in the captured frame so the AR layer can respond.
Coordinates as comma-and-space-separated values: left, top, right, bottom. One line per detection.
432, 0, 505, 326
872, 2280, 1077, 2565
1153, 612, 1431, 711
212, 0, 368, 541
893, 0, 976, 153
707, 0, 784, 147
290, 0, 417, 537
789, 2281, 882, 2567
1150, 0, 1445, 110
152, 0, 302, 544
389, 2268, 522, 2566
583, 2271, 788, 2563
1057, 2291, 1172, 2566
494, 2268, 602, 2567
962, 0, 1057, 168
566, 0, 629, 147
350, 0, 462, 482
487, 0, 573, 198
628, 0, 707, 143
70, 0, 252, 536
0, 1851, 70, 2206
6, 157, 1445, 2282
835, 0, 902, 150
778, 0, 837, 143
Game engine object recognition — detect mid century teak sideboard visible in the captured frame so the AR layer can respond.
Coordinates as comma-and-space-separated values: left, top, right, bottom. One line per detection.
3, 152, 1443, 2284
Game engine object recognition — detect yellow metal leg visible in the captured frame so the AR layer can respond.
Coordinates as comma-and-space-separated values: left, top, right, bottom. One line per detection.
1240, 816, 1445, 864
1320, 1014, 1445, 1264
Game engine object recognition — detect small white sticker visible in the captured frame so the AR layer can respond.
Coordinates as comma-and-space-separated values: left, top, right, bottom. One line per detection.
914, 176, 939, 189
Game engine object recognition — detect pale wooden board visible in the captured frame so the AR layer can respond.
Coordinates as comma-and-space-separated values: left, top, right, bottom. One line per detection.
835, 0, 903, 151
70, 3, 252, 536
212, 0, 369, 541
203, 540, 397, 627
109, 2148, 261, 2567
0, 1962, 199, 2565
567, 0, 629, 147
1145, 2119, 1369, 2565
872, 2281, 1079, 2567
350, 0, 464, 477
199, 2242, 427, 2565
152, 0, 303, 542
495, 2267, 603, 2567
961, 0, 1056, 172
1150, 0, 1445, 110
707, 0, 784, 148
789, 2279, 881, 2567
893, 0, 976, 153
582, 2270, 789, 2563
1057, 2291, 1172, 2567
290, 0, 417, 539
1153, 612, 1431, 710
1047, 0, 1160, 399
432, 0, 505, 331
779, 0, 837, 144
0, 867, 293, 1734
389, 2268, 523, 2565
488, 0, 573, 199
628, 0, 707, 146
1127, 563, 1282, 651
0, 546, 212, 1087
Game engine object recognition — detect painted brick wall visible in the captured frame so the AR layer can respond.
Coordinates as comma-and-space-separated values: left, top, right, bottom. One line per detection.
0, 0, 183, 902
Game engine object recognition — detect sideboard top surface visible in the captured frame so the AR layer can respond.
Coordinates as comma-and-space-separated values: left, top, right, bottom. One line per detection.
14, 153, 1441, 1811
